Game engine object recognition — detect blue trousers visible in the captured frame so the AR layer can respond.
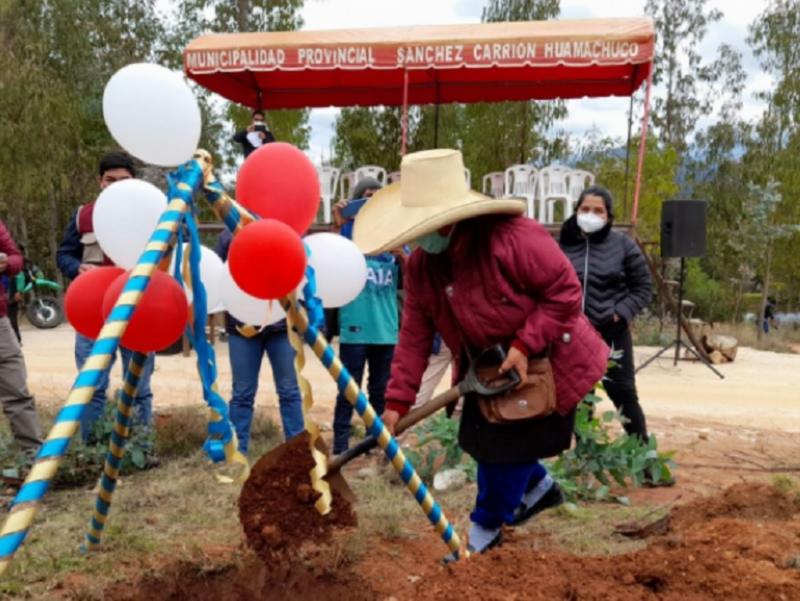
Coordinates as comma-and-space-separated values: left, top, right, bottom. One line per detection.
74, 333, 155, 441
471, 461, 548, 529
228, 330, 304, 453
332, 343, 394, 454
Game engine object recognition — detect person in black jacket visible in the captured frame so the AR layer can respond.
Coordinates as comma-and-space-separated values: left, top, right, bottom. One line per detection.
559, 186, 652, 440
214, 230, 303, 453
232, 110, 275, 158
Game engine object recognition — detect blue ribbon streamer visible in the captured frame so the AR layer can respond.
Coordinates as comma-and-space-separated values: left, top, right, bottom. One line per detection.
302, 243, 325, 332
167, 171, 234, 464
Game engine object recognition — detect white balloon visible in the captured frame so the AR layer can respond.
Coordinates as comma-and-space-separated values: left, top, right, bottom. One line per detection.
103, 63, 201, 167
303, 233, 367, 308
93, 179, 167, 268
220, 263, 285, 326
170, 244, 224, 314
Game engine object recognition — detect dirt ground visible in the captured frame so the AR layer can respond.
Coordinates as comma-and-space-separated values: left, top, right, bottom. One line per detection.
21, 323, 800, 432
15, 323, 800, 600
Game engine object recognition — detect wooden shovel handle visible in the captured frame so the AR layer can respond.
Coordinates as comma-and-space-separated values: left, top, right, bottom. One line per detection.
326, 385, 462, 474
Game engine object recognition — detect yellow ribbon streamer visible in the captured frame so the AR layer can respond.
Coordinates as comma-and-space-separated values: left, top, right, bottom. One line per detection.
285, 293, 332, 515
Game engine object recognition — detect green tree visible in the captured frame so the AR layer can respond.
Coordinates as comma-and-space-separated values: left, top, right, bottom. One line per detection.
163, 0, 309, 172
331, 0, 566, 183
643, 0, 749, 152
0, 0, 165, 275
460, 0, 565, 179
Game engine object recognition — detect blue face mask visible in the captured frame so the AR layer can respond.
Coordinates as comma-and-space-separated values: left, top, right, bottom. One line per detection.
416, 228, 454, 254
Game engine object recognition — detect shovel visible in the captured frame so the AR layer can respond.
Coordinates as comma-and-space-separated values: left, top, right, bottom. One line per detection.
245, 344, 520, 507
325, 344, 520, 481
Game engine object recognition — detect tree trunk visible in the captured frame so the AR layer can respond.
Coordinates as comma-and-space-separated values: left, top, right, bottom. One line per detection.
237, 0, 249, 31
757, 241, 774, 341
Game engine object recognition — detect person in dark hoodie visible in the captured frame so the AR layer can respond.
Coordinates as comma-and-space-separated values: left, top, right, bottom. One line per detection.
559, 185, 652, 441
56, 152, 156, 440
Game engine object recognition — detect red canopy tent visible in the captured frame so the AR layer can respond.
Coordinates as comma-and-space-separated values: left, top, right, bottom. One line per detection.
184, 18, 655, 222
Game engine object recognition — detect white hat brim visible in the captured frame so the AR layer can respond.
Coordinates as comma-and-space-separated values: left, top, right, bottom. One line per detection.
353, 182, 526, 254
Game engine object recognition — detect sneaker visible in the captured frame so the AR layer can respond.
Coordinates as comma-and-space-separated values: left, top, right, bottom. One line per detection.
441, 530, 502, 565
508, 481, 564, 527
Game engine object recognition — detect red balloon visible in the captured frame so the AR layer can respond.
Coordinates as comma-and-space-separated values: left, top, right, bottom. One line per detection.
235, 142, 320, 234
228, 219, 307, 300
101, 270, 189, 353
65, 267, 126, 339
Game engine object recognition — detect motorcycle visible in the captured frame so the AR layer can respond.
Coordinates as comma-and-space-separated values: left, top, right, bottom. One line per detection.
20, 266, 64, 329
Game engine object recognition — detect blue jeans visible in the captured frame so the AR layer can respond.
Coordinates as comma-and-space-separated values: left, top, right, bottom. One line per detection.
332, 343, 395, 454
228, 330, 304, 453
74, 333, 155, 441
471, 461, 548, 529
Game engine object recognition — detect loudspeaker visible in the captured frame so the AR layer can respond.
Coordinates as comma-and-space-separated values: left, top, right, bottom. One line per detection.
661, 199, 707, 258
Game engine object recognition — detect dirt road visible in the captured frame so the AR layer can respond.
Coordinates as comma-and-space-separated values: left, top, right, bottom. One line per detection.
19, 323, 800, 432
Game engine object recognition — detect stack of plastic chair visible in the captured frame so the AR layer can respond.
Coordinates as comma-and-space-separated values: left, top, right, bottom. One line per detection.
316, 166, 340, 224
482, 172, 505, 198
339, 171, 355, 201
537, 165, 572, 224
568, 169, 596, 208
504, 164, 537, 219
354, 165, 387, 187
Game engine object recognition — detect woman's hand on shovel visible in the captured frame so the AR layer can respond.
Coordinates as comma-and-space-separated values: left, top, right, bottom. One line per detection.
499, 346, 528, 389
382, 409, 401, 435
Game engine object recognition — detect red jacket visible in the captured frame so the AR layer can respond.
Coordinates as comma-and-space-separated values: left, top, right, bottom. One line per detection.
386, 215, 609, 417
0, 221, 24, 319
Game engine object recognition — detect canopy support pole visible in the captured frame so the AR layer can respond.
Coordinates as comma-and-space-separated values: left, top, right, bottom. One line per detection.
631, 68, 653, 226
622, 93, 634, 222
433, 77, 441, 148
401, 68, 409, 156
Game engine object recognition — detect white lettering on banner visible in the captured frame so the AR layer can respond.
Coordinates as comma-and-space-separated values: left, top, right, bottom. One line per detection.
186, 49, 285, 69
472, 42, 537, 62
297, 46, 375, 66
396, 44, 465, 65
543, 40, 640, 60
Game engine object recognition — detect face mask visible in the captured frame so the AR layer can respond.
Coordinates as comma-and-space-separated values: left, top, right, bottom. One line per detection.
577, 212, 606, 234
416, 228, 453, 254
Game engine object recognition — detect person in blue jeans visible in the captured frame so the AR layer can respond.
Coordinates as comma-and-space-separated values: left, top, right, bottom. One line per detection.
215, 230, 304, 453
56, 152, 155, 440
331, 178, 400, 454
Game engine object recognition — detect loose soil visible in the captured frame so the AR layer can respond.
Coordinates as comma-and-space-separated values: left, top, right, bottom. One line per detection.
238, 432, 356, 562
105, 482, 800, 600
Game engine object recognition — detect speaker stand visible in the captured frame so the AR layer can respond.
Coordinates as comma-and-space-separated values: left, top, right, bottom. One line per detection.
636, 257, 724, 379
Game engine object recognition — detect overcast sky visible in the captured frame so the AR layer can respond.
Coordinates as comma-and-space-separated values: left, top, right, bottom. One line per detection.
297, 0, 772, 163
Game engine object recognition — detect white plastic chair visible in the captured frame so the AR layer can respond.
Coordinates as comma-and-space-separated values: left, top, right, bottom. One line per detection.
464, 167, 471, 189
353, 165, 387, 187
537, 165, 573, 224
388, 170, 401, 184
482, 172, 505, 198
568, 169, 596, 207
316, 166, 340, 224
504, 164, 537, 219
339, 171, 355, 201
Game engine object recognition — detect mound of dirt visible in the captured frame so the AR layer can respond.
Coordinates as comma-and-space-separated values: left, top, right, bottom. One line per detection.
238, 432, 356, 562
104, 482, 800, 601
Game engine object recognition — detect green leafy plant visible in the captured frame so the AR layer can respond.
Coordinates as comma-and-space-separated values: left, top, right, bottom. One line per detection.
404, 413, 476, 484
547, 393, 675, 503
404, 390, 675, 503
54, 393, 156, 488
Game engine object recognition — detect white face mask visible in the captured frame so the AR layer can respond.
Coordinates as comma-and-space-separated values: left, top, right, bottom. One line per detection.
577, 212, 606, 234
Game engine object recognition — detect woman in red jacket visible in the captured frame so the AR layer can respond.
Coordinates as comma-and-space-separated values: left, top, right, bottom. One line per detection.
353, 149, 608, 560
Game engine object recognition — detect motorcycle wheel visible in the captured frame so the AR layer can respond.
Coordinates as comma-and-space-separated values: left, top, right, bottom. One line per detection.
26, 297, 64, 329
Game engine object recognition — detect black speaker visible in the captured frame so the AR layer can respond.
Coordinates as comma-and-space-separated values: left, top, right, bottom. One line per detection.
660, 199, 707, 258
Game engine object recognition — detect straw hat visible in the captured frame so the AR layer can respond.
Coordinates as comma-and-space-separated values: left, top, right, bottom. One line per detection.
352, 149, 525, 254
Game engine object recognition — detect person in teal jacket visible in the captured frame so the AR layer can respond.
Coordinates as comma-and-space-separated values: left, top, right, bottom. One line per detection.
331, 177, 401, 454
